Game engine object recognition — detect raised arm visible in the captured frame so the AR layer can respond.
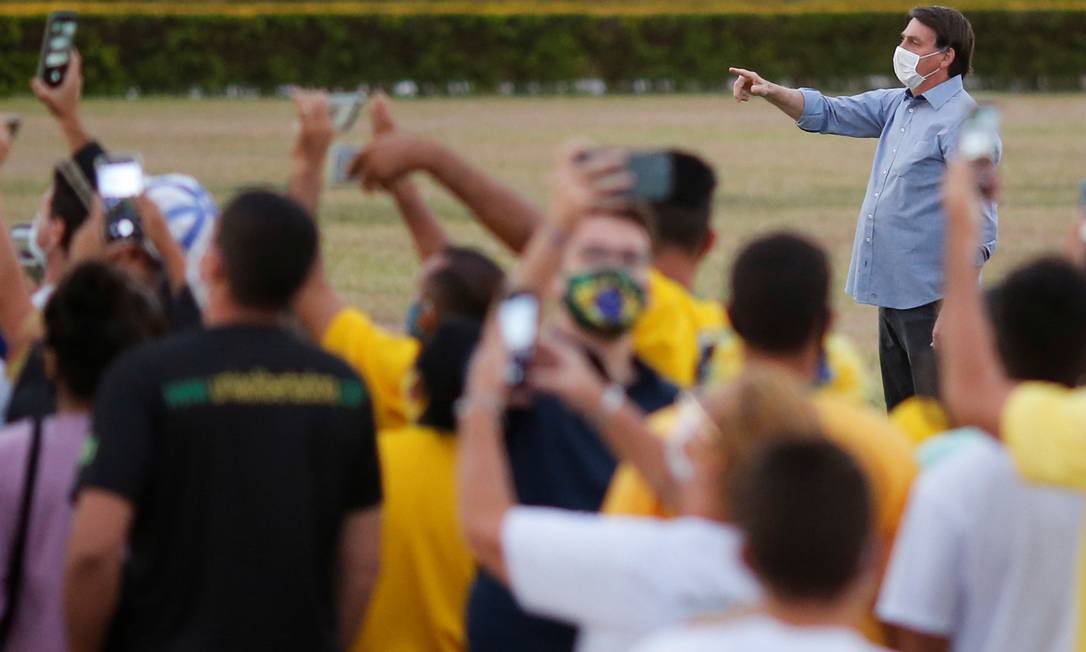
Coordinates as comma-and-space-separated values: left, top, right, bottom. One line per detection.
31, 49, 91, 154
287, 90, 348, 340
938, 158, 1012, 435
367, 93, 449, 261
356, 134, 544, 254
0, 126, 36, 361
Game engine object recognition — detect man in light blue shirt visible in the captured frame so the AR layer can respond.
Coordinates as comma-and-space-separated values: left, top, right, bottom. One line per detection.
729, 6, 998, 410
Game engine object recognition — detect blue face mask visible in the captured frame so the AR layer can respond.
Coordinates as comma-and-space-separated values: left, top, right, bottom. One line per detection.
405, 301, 425, 340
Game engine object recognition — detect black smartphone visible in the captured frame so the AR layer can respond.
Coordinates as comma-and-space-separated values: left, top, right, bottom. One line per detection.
626, 151, 675, 203
497, 292, 540, 387
38, 11, 78, 88
95, 154, 145, 243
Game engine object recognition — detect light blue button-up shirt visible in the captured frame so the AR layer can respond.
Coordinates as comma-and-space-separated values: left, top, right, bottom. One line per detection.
797, 75, 999, 310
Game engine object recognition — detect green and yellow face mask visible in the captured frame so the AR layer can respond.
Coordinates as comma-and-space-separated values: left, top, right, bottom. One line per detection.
563, 268, 647, 339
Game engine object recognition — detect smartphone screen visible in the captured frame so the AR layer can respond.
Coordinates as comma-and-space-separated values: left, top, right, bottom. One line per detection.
627, 151, 674, 202
97, 160, 144, 200
38, 12, 78, 88
959, 105, 1001, 162
329, 92, 365, 133
498, 292, 540, 386
328, 143, 362, 185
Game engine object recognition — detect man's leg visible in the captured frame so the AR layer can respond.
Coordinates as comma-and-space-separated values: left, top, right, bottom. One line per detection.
878, 307, 915, 411
879, 302, 940, 411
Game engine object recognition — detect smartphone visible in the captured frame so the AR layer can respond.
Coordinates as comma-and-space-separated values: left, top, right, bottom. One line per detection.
38, 11, 78, 88
329, 91, 366, 133
959, 105, 1000, 163
328, 143, 362, 185
95, 154, 145, 243
5, 116, 20, 139
497, 292, 540, 387
626, 151, 675, 203
1079, 179, 1086, 211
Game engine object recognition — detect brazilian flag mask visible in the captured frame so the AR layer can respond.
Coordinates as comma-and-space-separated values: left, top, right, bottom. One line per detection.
563, 268, 647, 339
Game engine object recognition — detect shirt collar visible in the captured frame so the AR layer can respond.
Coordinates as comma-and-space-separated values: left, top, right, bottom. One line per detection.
906, 74, 964, 111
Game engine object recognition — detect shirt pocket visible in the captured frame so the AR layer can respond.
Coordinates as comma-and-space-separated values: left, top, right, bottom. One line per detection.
896, 137, 944, 188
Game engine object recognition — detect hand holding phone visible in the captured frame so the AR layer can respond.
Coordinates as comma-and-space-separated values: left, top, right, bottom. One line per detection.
38, 12, 78, 88
959, 105, 1001, 201
498, 292, 540, 387
95, 154, 145, 243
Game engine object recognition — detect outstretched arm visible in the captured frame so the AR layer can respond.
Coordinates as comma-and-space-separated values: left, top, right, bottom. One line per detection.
730, 67, 805, 121
356, 134, 544, 254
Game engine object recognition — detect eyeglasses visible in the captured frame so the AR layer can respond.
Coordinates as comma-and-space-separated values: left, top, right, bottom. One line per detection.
574, 245, 652, 270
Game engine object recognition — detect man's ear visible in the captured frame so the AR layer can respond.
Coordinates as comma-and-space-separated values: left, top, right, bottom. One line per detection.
46, 216, 66, 252
940, 47, 956, 72
200, 245, 224, 288
697, 229, 717, 261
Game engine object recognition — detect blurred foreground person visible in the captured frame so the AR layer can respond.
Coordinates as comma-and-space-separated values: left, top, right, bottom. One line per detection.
634, 440, 884, 652
0, 263, 163, 652
601, 233, 915, 643
879, 257, 1086, 652
939, 159, 1086, 652
65, 191, 382, 652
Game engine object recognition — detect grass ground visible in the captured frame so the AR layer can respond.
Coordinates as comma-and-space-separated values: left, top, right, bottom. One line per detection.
2, 93, 1083, 372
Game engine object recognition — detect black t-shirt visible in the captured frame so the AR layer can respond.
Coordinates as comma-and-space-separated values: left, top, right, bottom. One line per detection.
80, 325, 381, 652
467, 358, 678, 652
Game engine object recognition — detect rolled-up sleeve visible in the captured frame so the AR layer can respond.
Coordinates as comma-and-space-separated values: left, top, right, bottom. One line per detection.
796, 88, 897, 138
1004, 383, 1086, 490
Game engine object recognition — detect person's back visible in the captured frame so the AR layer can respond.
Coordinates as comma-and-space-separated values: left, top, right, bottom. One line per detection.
878, 257, 1086, 652
354, 425, 471, 652
0, 263, 164, 652
879, 437, 1081, 652
84, 323, 378, 651
68, 190, 382, 652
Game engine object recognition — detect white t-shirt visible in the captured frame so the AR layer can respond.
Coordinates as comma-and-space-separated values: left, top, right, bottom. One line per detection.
502, 507, 761, 652
877, 436, 1083, 652
632, 614, 887, 652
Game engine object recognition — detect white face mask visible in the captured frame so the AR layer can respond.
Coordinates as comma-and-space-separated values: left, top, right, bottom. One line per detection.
893, 45, 946, 90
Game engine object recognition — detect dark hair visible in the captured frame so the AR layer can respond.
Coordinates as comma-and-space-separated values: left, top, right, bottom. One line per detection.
732, 439, 872, 601
216, 190, 318, 312
908, 6, 975, 79
427, 247, 505, 322
650, 150, 717, 254
43, 262, 166, 400
416, 318, 482, 432
729, 232, 831, 354
987, 257, 1086, 387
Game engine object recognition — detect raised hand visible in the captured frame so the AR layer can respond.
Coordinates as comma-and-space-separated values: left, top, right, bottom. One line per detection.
549, 142, 633, 232
290, 88, 334, 166
729, 67, 771, 103
32, 49, 84, 120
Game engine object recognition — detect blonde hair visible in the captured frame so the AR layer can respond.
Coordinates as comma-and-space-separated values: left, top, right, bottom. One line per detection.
696, 368, 823, 507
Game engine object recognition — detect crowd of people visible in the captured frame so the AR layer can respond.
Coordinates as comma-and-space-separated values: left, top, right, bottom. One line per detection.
1, 4, 1086, 652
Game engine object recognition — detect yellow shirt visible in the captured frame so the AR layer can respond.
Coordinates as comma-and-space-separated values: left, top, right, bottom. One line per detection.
352, 426, 473, 652
704, 329, 875, 406
602, 394, 916, 643
889, 396, 951, 448
633, 270, 726, 388
321, 308, 420, 431
1001, 383, 1086, 652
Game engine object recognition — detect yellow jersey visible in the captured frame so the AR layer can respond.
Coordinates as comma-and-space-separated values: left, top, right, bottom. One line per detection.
633, 270, 726, 388
889, 396, 952, 448
704, 329, 875, 407
321, 308, 420, 431
352, 425, 473, 652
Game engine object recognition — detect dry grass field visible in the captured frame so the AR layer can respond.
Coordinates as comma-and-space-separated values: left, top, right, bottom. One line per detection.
2, 93, 1083, 371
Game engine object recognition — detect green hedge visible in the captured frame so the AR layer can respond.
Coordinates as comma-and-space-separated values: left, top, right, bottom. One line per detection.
0, 12, 1083, 95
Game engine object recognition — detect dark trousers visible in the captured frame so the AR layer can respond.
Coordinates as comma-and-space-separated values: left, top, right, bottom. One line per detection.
878, 301, 940, 411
